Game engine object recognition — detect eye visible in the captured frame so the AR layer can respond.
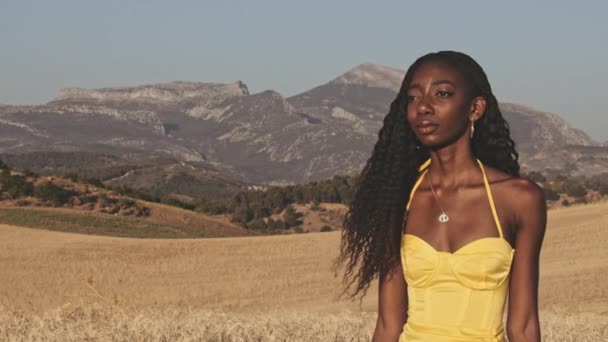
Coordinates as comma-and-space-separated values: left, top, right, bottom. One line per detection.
407, 94, 418, 102
436, 90, 453, 97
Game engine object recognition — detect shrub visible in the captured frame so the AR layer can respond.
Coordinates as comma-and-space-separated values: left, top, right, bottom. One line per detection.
63, 172, 80, 182
231, 207, 254, 224
83, 177, 105, 188
320, 225, 332, 232
543, 186, 560, 201
310, 199, 322, 211
22, 169, 39, 178
283, 205, 303, 228
33, 182, 75, 206
247, 218, 268, 230
0, 171, 34, 197
573, 197, 588, 205
160, 196, 195, 210
266, 218, 286, 230
526, 171, 547, 184
600, 183, 608, 196
79, 194, 98, 204
196, 200, 229, 215
566, 183, 587, 198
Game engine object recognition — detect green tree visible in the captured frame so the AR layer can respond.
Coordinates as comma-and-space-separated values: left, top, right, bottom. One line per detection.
283, 205, 303, 228
232, 207, 254, 224
310, 199, 321, 211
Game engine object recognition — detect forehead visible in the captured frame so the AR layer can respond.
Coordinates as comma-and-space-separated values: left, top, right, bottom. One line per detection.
409, 60, 466, 87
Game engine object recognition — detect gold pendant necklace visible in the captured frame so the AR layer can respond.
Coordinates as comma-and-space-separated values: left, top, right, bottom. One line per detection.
428, 176, 449, 223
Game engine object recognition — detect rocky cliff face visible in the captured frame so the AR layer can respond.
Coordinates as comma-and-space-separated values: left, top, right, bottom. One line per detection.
1, 64, 606, 187
499, 103, 596, 151
332, 63, 405, 90
57, 81, 249, 105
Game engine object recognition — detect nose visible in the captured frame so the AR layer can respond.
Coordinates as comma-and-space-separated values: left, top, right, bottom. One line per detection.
416, 96, 433, 116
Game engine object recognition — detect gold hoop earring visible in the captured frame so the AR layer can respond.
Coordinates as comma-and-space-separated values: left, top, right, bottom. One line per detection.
470, 120, 475, 139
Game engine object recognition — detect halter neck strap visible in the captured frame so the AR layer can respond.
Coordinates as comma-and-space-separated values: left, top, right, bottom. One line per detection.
405, 158, 504, 239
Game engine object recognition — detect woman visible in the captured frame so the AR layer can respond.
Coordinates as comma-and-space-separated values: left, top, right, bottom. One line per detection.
335, 51, 547, 341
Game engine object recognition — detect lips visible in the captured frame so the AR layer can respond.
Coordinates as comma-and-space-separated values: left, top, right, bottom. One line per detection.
415, 121, 439, 135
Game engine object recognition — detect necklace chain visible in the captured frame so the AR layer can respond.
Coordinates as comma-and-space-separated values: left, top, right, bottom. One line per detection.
428, 175, 450, 223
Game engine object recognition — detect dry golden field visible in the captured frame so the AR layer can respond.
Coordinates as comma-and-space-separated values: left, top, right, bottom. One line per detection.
1, 201, 607, 341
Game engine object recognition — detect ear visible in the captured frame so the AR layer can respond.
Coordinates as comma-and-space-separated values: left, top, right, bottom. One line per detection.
469, 96, 487, 122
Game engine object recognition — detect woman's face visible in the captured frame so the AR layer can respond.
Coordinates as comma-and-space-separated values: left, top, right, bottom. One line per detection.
405, 60, 475, 148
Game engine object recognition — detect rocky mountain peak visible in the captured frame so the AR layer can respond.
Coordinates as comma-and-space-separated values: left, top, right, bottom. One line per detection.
55, 80, 249, 104
331, 63, 404, 90
499, 102, 598, 147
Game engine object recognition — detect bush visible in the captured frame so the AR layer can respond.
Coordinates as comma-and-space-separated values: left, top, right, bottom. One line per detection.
83, 177, 105, 188
63, 172, 80, 182
283, 205, 303, 228
600, 183, 608, 196
573, 197, 588, 205
320, 225, 332, 232
543, 186, 560, 201
79, 194, 98, 204
117, 197, 136, 208
33, 182, 75, 206
160, 196, 195, 210
196, 199, 229, 215
22, 169, 39, 178
526, 171, 546, 184
231, 207, 254, 224
110, 185, 156, 202
0, 171, 34, 197
247, 218, 268, 230
566, 183, 587, 198
266, 218, 286, 230
561, 199, 570, 207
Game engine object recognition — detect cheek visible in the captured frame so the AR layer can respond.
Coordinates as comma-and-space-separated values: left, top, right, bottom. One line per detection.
438, 100, 469, 123
405, 103, 416, 123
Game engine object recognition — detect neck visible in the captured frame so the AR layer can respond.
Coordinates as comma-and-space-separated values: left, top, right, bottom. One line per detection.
426, 145, 480, 189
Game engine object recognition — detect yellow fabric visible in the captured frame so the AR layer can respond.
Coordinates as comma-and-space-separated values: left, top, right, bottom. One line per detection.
399, 159, 515, 341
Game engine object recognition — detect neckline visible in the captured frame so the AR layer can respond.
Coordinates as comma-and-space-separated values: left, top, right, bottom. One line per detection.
404, 233, 514, 255
404, 158, 508, 247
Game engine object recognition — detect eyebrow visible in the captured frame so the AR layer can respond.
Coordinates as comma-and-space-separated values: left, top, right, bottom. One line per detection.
407, 79, 457, 90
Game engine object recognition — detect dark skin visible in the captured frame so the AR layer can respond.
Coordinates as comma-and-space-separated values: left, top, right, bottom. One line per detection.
372, 61, 547, 341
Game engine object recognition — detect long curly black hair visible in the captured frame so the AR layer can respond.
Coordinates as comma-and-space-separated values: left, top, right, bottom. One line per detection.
333, 50, 520, 301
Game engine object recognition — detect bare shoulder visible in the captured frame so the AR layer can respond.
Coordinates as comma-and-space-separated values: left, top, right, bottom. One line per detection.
483, 165, 546, 231
483, 165, 545, 205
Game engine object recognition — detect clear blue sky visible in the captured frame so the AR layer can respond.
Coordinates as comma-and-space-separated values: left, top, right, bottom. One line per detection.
2, 0, 607, 141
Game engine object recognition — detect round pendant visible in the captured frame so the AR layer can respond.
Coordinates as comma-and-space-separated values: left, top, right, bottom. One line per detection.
438, 213, 449, 223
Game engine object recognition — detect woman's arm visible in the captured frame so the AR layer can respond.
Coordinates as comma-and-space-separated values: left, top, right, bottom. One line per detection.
373, 260, 408, 342
506, 180, 547, 341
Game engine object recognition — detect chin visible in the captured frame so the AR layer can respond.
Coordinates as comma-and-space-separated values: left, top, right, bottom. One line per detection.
420, 136, 455, 150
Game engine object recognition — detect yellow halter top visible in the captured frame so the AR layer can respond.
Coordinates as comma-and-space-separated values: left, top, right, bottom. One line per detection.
399, 159, 515, 342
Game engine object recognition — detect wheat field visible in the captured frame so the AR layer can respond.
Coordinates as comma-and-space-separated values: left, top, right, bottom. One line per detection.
1, 201, 607, 341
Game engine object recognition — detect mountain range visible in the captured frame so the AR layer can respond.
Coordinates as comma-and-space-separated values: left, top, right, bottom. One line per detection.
1, 63, 606, 199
